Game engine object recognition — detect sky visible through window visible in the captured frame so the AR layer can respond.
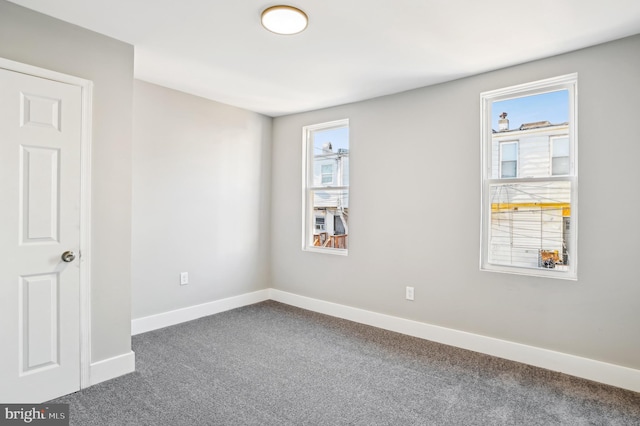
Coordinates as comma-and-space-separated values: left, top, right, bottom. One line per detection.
492, 90, 569, 131
313, 126, 349, 153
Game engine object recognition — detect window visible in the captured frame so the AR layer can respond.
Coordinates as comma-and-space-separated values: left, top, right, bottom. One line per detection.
321, 164, 333, 184
481, 74, 577, 279
551, 136, 570, 175
500, 141, 518, 178
302, 119, 349, 254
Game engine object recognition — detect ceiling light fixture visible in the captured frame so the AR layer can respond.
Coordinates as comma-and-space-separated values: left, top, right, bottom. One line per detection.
261, 5, 308, 35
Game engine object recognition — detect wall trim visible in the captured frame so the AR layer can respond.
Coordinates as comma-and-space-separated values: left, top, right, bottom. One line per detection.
268, 289, 640, 393
129, 288, 640, 392
131, 289, 270, 335
89, 351, 135, 387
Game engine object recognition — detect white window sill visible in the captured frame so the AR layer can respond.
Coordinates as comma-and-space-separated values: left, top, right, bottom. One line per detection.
303, 246, 348, 256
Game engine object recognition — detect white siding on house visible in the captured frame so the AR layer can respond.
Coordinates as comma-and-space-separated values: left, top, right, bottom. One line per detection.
312, 189, 348, 208
491, 124, 569, 179
311, 151, 349, 211
518, 136, 550, 178
489, 124, 571, 269
491, 208, 543, 268
490, 206, 566, 268
489, 180, 570, 268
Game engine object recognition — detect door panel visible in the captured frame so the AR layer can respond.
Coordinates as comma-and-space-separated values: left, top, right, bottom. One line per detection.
20, 273, 59, 372
0, 67, 82, 403
21, 145, 60, 243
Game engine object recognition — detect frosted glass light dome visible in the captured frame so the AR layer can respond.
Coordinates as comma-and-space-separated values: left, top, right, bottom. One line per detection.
261, 6, 308, 35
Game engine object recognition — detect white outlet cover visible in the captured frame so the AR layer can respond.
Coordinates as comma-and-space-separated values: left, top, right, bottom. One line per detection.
406, 286, 414, 300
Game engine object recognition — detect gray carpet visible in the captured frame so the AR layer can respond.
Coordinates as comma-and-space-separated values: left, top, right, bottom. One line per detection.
51, 301, 640, 425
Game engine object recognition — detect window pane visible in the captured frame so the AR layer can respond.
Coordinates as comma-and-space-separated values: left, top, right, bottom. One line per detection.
501, 142, 517, 161
489, 181, 571, 270
492, 90, 569, 133
310, 189, 348, 249
312, 127, 349, 187
501, 160, 517, 178
552, 137, 569, 157
552, 137, 570, 175
552, 157, 570, 175
492, 90, 570, 179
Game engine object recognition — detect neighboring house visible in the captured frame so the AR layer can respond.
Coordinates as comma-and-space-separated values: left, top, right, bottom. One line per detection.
490, 117, 571, 269
313, 142, 349, 248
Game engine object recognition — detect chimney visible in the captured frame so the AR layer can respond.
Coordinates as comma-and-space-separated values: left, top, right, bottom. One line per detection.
498, 112, 509, 131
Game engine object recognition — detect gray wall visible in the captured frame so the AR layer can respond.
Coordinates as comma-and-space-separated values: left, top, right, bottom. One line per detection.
132, 81, 272, 319
0, 1, 134, 363
271, 34, 640, 370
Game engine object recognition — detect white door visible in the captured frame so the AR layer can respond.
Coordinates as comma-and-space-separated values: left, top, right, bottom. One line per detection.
0, 67, 82, 403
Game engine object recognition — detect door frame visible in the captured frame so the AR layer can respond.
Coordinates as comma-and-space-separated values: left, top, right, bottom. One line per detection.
0, 57, 93, 390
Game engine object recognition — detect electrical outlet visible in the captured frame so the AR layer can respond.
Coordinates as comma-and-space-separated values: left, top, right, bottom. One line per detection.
180, 272, 189, 285
405, 286, 414, 301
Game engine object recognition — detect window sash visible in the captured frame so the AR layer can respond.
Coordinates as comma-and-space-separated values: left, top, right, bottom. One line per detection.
484, 177, 574, 269
304, 188, 350, 252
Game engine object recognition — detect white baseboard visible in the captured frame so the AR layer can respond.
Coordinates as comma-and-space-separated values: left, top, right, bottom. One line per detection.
268, 289, 640, 393
128, 288, 640, 392
131, 289, 270, 335
89, 350, 135, 387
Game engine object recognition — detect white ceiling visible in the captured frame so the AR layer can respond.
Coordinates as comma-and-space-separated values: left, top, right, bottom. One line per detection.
8, 0, 640, 117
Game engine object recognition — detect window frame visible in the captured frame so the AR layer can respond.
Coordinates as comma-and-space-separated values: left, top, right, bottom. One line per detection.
480, 74, 578, 279
302, 119, 349, 255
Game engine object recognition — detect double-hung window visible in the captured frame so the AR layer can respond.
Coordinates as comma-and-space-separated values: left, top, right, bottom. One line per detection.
302, 119, 349, 254
321, 164, 334, 184
481, 74, 578, 279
